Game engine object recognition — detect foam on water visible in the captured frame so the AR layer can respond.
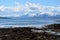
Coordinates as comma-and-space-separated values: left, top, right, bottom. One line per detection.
0, 25, 44, 28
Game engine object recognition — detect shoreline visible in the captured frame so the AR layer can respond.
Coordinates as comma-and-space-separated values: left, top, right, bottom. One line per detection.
0, 23, 55, 28
0, 24, 60, 40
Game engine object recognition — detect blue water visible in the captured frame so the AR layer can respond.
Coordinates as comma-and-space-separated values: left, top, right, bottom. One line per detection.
0, 17, 59, 28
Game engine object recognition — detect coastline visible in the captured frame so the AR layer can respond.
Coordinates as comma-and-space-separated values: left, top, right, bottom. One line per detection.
0, 24, 60, 40
0, 23, 55, 28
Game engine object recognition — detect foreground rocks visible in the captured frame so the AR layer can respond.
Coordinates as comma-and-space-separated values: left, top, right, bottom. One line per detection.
0, 24, 60, 40
45, 24, 60, 32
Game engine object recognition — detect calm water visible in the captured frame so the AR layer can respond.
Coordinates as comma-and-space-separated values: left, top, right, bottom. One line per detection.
0, 17, 59, 28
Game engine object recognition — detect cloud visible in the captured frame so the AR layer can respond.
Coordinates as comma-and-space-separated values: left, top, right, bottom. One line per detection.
0, 2, 60, 17
15, 1, 20, 5
24, 3, 60, 16
0, 5, 6, 11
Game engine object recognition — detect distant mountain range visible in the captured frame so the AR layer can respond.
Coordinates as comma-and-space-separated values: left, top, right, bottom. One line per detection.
0, 14, 60, 19
0, 17, 10, 19
19, 14, 60, 19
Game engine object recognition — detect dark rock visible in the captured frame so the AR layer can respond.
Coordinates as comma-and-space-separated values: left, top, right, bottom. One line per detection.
0, 27, 60, 40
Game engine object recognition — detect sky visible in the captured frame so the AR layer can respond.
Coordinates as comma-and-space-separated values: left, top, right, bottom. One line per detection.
0, 0, 60, 6
0, 0, 60, 17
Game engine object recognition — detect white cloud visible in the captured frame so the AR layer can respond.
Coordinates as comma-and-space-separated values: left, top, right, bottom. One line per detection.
15, 1, 20, 5
24, 3, 60, 16
0, 5, 6, 11
0, 2, 60, 17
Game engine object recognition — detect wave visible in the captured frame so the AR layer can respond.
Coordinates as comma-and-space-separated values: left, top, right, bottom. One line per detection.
0, 25, 43, 28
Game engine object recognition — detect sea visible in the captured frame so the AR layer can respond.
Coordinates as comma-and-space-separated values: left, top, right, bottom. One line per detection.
0, 17, 60, 28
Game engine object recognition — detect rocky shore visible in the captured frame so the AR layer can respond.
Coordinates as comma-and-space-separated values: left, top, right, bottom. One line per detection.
45, 24, 60, 32
0, 24, 60, 40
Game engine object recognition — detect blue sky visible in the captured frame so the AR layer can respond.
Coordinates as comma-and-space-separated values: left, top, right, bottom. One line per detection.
0, 0, 60, 6
0, 0, 60, 17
